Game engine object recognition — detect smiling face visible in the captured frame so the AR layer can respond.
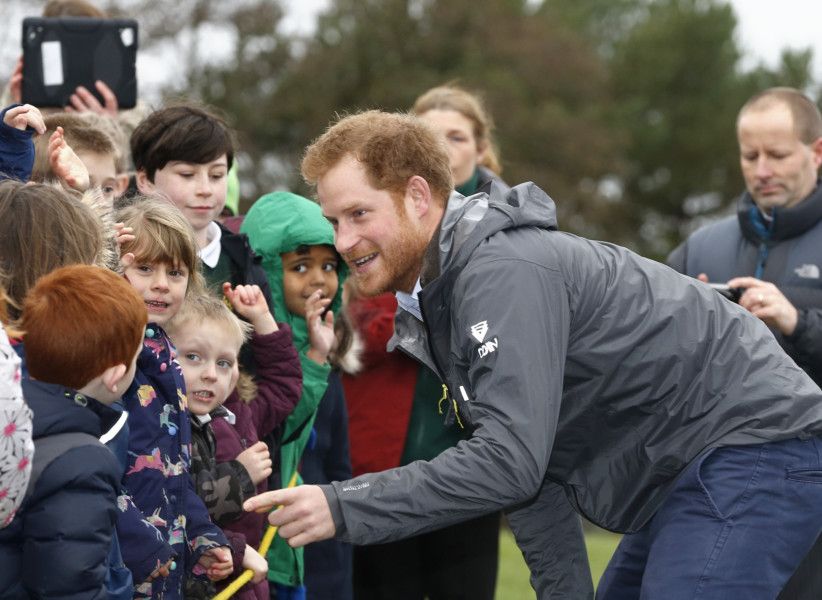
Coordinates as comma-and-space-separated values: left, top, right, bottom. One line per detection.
123, 260, 189, 327
137, 155, 229, 246
318, 154, 432, 296
281, 245, 340, 318
417, 108, 485, 187
738, 103, 822, 212
172, 319, 240, 416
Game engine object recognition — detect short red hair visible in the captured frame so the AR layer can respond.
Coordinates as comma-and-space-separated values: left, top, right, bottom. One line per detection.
23, 265, 147, 390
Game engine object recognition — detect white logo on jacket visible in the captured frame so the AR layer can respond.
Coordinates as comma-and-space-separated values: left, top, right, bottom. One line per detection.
794, 264, 820, 279
478, 338, 499, 358
471, 321, 489, 342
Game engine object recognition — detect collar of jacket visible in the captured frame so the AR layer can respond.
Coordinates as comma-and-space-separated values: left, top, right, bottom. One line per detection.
738, 179, 822, 244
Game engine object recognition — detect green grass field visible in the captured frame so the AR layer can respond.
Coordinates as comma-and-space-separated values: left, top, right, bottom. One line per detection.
495, 526, 621, 598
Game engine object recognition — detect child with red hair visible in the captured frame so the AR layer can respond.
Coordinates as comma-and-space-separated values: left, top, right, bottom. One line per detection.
0, 265, 146, 597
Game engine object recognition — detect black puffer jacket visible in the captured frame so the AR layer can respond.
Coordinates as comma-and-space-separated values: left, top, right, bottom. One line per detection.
0, 379, 121, 599
668, 184, 822, 385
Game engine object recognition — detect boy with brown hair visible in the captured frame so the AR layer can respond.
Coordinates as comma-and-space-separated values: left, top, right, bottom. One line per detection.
0, 264, 146, 597
130, 104, 271, 305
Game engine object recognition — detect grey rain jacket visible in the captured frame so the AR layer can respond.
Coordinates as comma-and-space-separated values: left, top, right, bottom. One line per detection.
321, 182, 822, 598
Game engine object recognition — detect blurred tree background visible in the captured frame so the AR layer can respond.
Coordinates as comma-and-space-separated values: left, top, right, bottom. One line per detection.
2, 0, 817, 258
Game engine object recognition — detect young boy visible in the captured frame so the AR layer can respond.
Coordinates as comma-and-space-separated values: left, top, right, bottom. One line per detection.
129, 104, 271, 303
166, 283, 302, 600
241, 191, 353, 600
30, 112, 129, 203
0, 264, 145, 597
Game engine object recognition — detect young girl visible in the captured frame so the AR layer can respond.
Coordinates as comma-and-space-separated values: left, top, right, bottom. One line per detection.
116, 197, 232, 599
242, 190, 357, 600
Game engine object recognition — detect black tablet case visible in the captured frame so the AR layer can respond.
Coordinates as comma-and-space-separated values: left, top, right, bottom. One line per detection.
21, 17, 139, 109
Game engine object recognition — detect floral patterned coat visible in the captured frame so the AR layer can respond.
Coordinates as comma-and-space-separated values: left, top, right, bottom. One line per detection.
119, 325, 227, 599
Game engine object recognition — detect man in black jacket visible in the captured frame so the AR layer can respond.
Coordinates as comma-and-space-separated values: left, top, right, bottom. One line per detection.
668, 86, 822, 599
246, 110, 822, 599
668, 87, 822, 385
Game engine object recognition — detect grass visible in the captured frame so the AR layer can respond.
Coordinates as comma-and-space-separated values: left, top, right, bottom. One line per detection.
495, 524, 621, 598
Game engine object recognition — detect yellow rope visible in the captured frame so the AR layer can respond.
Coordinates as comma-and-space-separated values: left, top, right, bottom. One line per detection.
212, 470, 300, 600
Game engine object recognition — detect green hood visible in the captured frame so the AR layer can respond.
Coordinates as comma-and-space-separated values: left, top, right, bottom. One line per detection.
241, 191, 347, 352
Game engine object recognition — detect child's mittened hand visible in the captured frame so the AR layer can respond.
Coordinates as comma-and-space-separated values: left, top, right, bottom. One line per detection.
48, 127, 90, 191
236, 441, 273, 485
3, 103, 45, 134
198, 546, 233, 581
242, 545, 269, 584
305, 289, 335, 365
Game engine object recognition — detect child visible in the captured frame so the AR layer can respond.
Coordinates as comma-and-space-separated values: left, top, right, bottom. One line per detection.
0, 180, 108, 321
129, 103, 271, 303
165, 285, 302, 600
0, 286, 32, 529
31, 112, 130, 203
116, 197, 233, 598
0, 264, 145, 596
242, 191, 355, 600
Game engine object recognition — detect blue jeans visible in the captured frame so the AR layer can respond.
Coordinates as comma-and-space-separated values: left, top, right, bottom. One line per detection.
597, 437, 822, 599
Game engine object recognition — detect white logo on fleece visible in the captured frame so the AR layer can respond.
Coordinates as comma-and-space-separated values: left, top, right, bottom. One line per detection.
795, 264, 820, 279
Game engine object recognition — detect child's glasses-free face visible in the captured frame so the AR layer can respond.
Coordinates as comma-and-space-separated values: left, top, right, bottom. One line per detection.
280, 245, 340, 318
123, 259, 189, 327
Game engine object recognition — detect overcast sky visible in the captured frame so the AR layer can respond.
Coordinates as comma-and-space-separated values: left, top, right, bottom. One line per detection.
727, 0, 822, 80
278, 1, 822, 83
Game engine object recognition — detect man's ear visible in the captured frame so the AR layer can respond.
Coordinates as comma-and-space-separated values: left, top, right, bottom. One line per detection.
811, 137, 822, 170
100, 363, 128, 395
406, 175, 433, 218
135, 169, 154, 194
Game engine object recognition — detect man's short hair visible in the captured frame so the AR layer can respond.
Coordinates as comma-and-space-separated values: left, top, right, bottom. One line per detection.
301, 110, 454, 206
22, 264, 146, 390
738, 87, 822, 144
30, 113, 118, 183
130, 104, 235, 181
166, 291, 250, 354
115, 196, 205, 297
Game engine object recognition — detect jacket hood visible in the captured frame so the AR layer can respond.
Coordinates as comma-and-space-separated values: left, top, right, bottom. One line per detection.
22, 379, 118, 440
436, 181, 558, 275
738, 179, 822, 244
241, 191, 348, 352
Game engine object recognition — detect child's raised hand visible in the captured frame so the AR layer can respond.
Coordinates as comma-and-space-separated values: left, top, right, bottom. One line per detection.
236, 440, 273, 485
242, 545, 269, 584
48, 127, 90, 191
114, 222, 135, 249
3, 103, 45, 135
305, 289, 335, 365
197, 546, 233, 582
222, 283, 278, 335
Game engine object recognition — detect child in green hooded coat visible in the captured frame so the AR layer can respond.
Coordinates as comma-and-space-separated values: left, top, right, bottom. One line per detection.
241, 192, 355, 600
